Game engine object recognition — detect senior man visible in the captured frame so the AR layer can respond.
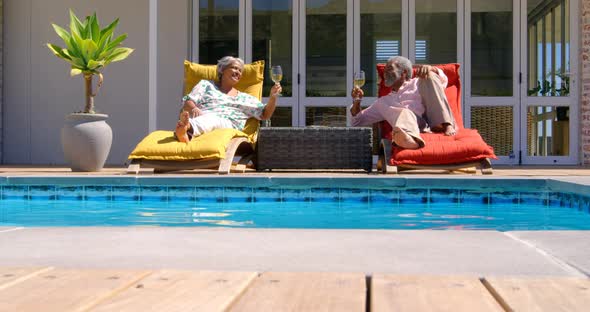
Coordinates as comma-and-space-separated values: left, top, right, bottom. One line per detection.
350, 56, 455, 149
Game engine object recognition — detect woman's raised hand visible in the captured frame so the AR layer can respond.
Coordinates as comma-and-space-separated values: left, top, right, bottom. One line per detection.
270, 83, 282, 98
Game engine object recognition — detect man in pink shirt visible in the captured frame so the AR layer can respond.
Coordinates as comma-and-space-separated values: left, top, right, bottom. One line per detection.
351, 56, 455, 149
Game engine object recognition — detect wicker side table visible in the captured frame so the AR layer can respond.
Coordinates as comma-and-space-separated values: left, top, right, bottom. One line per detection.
256, 127, 373, 172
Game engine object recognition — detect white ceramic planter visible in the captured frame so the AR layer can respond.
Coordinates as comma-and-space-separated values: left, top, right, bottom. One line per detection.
61, 113, 113, 171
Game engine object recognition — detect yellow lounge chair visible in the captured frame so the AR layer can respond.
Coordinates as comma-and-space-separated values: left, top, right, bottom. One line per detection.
127, 60, 265, 174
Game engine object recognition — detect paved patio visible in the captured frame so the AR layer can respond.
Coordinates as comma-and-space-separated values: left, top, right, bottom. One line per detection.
0, 165, 589, 310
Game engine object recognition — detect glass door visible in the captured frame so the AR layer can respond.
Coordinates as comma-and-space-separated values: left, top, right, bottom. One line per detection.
412, 0, 460, 65
193, 0, 296, 126
249, 0, 354, 127
248, 0, 297, 126
299, 0, 351, 127
356, 0, 405, 110
520, 0, 578, 164
193, 0, 242, 63
249, 0, 352, 127
465, 0, 520, 165
465, 0, 578, 165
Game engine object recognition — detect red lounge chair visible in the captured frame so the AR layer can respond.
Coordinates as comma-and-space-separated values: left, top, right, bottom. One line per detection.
376, 63, 497, 174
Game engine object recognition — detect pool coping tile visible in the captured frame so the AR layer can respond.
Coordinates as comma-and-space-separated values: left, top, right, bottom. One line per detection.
0, 177, 588, 199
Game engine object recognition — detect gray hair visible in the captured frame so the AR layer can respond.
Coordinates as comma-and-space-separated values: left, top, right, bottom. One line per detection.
217, 56, 245, 80
388, 56, 413, 80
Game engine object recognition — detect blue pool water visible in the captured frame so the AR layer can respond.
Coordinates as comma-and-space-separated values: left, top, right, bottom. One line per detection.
0, 181, 589, 230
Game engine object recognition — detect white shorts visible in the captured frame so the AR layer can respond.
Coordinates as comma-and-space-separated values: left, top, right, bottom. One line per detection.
189, 114, 234, 137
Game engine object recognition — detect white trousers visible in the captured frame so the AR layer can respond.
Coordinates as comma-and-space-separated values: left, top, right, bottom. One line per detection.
189, 114, 234, 137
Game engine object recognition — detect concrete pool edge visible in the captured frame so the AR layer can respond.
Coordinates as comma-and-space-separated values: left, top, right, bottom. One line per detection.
0, 227, 589, 277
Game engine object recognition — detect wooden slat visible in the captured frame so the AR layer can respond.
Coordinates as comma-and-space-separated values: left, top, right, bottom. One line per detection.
0, 268, 151, 312
371, 275, 503, 312
483, 277, 590, 312
91, 270, 257, 312
228, 272, 366, 312
0, 267, 53, 290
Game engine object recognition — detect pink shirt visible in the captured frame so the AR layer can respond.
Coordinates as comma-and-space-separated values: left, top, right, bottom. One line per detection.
351, 68, 447, 126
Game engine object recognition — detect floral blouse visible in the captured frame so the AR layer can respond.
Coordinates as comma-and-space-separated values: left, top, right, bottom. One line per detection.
182, 80, 265, 129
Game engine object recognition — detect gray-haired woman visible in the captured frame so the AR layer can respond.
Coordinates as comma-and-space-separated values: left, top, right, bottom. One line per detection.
175, 56, 281, 142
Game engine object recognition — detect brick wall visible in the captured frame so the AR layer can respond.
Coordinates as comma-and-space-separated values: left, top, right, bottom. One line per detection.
583, 0, 590, 164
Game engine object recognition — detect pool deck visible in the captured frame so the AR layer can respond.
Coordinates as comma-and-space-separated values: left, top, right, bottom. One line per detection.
1, 165, 590, 310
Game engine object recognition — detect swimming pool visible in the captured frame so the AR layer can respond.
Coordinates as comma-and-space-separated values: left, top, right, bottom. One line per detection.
0, 177, 589, 230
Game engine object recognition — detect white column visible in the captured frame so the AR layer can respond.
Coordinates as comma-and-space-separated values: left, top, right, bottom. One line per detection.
149, 0, 158, 132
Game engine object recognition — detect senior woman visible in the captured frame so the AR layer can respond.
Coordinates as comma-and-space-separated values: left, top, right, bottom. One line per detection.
175, 56, 282, 142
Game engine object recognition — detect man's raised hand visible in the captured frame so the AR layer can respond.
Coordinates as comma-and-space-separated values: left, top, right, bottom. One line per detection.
417, 65, 433, 78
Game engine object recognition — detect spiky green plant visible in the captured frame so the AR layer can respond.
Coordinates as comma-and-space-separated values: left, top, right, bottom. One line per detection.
47, 9, 134, 113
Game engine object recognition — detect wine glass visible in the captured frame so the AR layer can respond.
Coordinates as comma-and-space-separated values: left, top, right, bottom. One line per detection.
270, 65, 283, 97
353, 71, 365, 101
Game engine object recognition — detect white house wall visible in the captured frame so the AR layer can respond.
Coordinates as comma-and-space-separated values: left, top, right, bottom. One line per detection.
156, 0, 190, 131
3, 0, 153, 165
4, 0, 31, 164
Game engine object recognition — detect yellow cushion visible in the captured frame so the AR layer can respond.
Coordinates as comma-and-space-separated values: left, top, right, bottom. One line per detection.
129, 114, 260, 161
183, 60, 265, 100
129, 129, 248, 161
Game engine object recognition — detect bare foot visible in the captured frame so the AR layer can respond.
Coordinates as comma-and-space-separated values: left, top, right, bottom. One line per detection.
444, 124, 456, 136
432, 123, 456, 136
175, 111, 191, 143
392, 127, 420, 149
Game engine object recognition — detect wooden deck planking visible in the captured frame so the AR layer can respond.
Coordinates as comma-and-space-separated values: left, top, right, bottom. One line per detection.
91, 270, 257, 312
2, 267, 590, 311
483, 277, 590, 312
371, 275, 504, 312
0, 268, 151, 312
228, 272, 366, 312
0, 267, 53, 290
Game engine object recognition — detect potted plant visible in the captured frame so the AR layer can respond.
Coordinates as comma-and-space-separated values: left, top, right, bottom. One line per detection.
47, 9, 133, 171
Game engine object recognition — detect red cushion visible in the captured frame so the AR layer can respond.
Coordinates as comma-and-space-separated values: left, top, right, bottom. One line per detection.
376, 62, 497, 165
390, 128, 497, 165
